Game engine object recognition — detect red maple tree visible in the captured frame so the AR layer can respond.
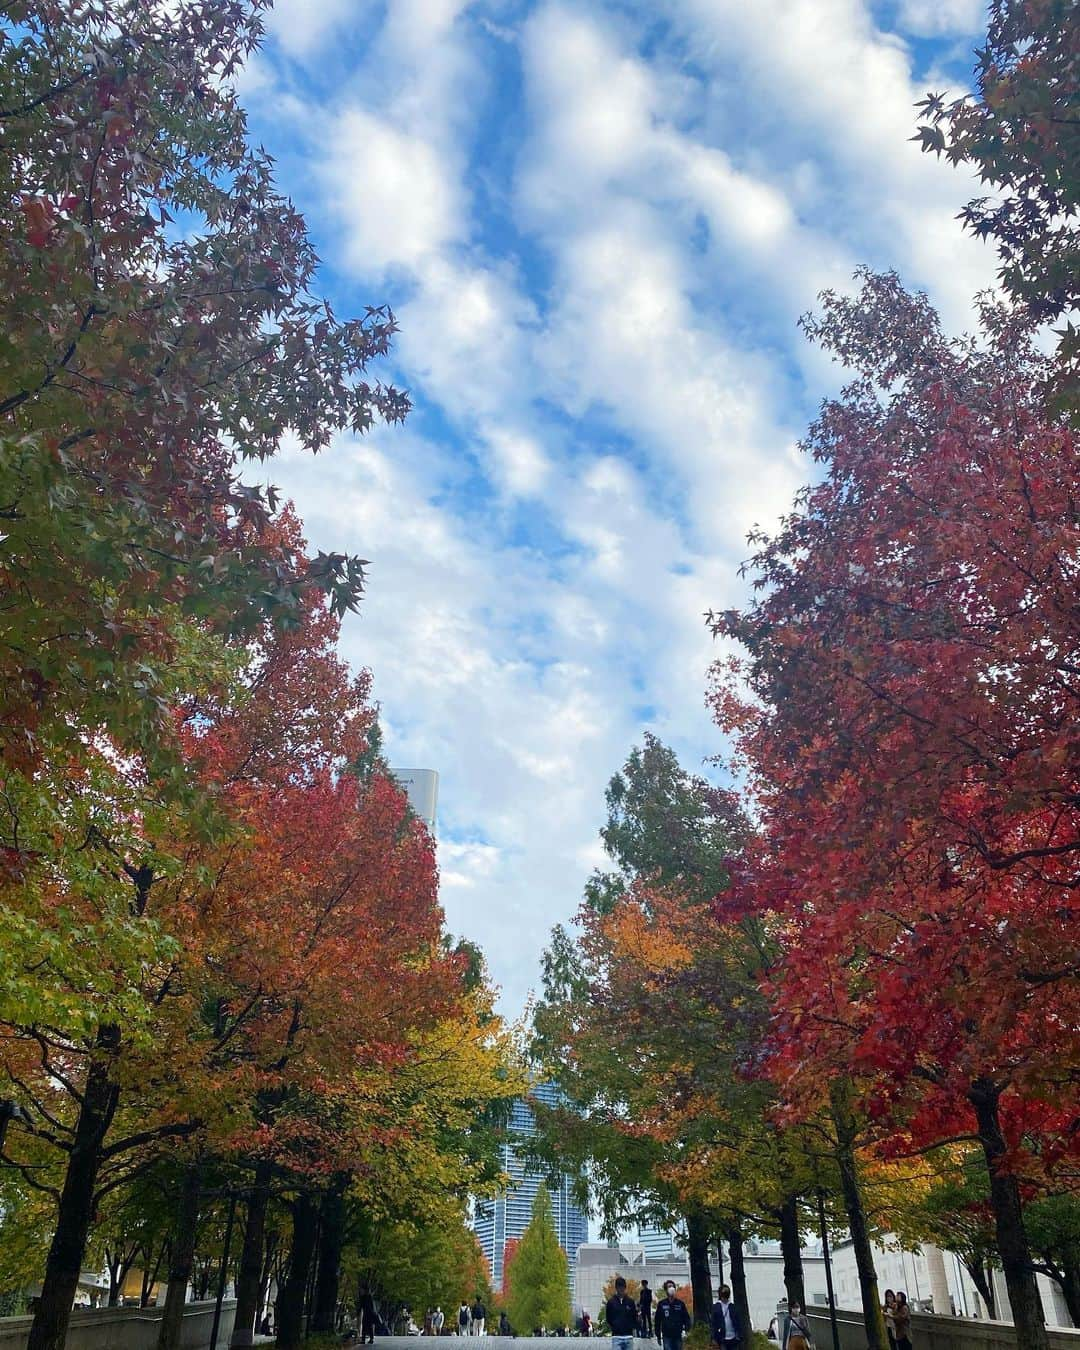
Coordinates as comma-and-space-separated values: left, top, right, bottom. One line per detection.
711, 272, 1079, 1350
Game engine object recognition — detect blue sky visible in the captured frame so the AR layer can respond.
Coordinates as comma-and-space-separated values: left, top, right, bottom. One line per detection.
240, 0, 995, 1017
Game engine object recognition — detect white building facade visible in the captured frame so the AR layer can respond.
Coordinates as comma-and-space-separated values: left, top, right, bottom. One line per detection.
573, 1241, 828, 1330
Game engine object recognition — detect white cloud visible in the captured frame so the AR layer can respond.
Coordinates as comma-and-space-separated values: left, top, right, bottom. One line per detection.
265, 0, 361, 56
896, 0, 986, 37
323, 110, 461, 271
248, 0, 1000, 1016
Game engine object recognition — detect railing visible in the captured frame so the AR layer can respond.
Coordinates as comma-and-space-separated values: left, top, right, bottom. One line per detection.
807, 1305, 1080, 1350
0, 1299, 236, 1350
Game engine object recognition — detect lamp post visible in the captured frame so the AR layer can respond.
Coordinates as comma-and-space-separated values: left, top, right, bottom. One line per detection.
816, 1189, 842, 1350
209, 1192, 238, 1350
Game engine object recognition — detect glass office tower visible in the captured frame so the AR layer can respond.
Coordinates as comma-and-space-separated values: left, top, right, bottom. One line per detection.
473, 1082, 589, 1289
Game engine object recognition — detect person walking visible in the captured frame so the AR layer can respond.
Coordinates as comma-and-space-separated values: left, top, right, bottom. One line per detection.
358, 1286, 377, 1345
434, 1307, 445, 1336
893, 1293, 912, 1350
882, 1292, 897, 1350
639, 1281, 653, 1338
458, 1304, 471, 1336
607, 1276, 639, 1350
472, 1300, 487, 1336
780, 1303, 814, 1350
655, 1281, 691, 1350
710, 1285, 743, 1350
499, 1312, 511, 1337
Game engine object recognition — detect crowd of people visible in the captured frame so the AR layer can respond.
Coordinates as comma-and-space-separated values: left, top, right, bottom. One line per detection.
394, 1277, 917, 1348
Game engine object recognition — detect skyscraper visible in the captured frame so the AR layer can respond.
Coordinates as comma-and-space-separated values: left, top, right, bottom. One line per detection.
636, 1225, 676, 1260
473, 1082, 589, 1289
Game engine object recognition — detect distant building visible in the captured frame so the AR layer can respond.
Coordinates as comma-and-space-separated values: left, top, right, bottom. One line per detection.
636, 1225, 677, 1259
572, 1240, 828, 1327
389, 767, 439, 831
473, 1082, 589, 1289
827, 1234, 1073, 1328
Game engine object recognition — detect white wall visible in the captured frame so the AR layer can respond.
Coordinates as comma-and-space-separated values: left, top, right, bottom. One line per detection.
829, 1237, 1073, 1330
572, 1245, 826, 1332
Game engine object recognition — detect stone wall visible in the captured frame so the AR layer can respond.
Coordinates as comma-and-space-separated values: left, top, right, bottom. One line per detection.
807, 1304, 1080, 1350
0, 1299, 236, 1350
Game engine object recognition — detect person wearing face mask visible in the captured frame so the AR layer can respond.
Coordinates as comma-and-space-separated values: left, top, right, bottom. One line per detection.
710, 1285, 743, 1350
781, 1303, 814, 1350
655, 1281, 691, 1350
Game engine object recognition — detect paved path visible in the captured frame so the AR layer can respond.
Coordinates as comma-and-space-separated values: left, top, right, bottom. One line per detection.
366, 1340, 654, 1348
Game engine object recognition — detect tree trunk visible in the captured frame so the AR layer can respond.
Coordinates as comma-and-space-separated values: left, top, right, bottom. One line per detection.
230, 1160, 273, 1348
830, 1081, 887, 1350
305, 1213, 321, 1326
142, 1242, 166, 1307
311, 1176, 348, 1334
965, 1261, 996, 1318
969, 1079, 1049, 1350
686, 1209, 714, 1324
777, 1196, 805, 1311
156, 1163, 202, 1350
27, 1024, 121, 1350
108, 1253, 122, 1307
727, 1222, 752, 1333
276, 1191, 318, 1350
1058, 1263, 1080, 1329
257, 1232, 279, 1331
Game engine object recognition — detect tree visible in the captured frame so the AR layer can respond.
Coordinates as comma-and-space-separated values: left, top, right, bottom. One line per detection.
915, 0, 1080, 406
532, 739, 814, 1329
887, 1150, 1000, 1319
351, 1215, 491, 1327
502, 1238, 522, 1303
0, 574, 465, 1350
594, 732, 746, 906
710, 270, 1079, 1350
601, 1274, 641, 1306
0, 0, 406, 809
1026, 1195, 1080, 1328
506, 1186, 570, 1334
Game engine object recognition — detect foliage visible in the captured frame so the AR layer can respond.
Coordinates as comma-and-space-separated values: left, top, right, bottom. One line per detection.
709, 269, 1079, 1349
349, 1213, 492, 1319
710, 269, 1079, 1171
502, 1237, 522, 1301
915, 0, 1080, 404
531, 736, 817, 1272
0, 0, 406, 810
505, 1185, 571, 1334
1026, 1194, 1080, 1325
590, 732, 747, 909
601, 1274, 641, 1307
683, 1323, 712, 1350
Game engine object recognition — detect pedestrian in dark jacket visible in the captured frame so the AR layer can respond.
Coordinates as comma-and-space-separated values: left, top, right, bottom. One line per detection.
358, 1287, 377, 1345
639, 1282, 653, 1337
607, 1277, 639, 1350
655, 1282, 691, 1350
711, 1286, 743, 1350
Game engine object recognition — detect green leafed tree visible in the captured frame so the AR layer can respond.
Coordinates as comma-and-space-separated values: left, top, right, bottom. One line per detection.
0, 0, 407, 813
914, 0, 1080, 410
506, 1186, 571, 1335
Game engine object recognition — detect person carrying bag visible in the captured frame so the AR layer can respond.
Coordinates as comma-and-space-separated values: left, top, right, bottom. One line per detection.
781, 1304, 814, 1350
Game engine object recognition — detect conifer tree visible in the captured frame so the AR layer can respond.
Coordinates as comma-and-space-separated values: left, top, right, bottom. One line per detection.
506, 1186, 571, 1334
